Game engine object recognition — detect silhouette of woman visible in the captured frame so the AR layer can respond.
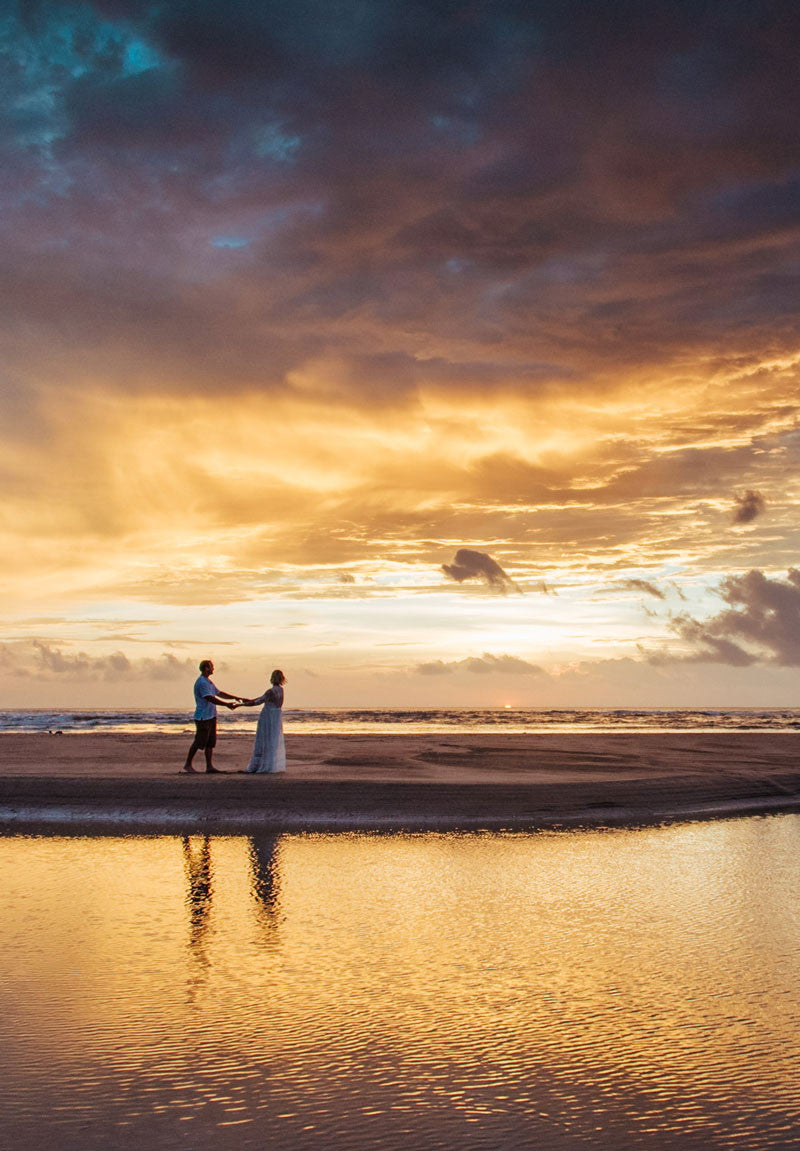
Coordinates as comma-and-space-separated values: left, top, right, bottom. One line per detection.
240, 669, 287, 774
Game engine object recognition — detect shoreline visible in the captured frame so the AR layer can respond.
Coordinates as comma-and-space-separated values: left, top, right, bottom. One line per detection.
0, 731, 798, 832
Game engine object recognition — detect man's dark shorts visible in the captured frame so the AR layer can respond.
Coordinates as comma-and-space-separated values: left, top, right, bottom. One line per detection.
193, 718, 217, 749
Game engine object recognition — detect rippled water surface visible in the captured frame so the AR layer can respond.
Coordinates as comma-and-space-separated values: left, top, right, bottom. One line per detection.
2, 819, 800, 1149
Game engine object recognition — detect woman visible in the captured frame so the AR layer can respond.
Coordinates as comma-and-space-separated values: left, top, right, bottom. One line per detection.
240, 670, 286, 774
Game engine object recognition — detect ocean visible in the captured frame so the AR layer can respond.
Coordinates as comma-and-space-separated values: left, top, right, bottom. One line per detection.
1, 707, 798, 735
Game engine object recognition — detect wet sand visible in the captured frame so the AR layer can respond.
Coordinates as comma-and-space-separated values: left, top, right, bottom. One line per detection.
0, 731, 798, 832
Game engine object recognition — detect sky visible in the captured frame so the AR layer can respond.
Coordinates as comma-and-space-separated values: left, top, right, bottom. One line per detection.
1, 0, 799, 709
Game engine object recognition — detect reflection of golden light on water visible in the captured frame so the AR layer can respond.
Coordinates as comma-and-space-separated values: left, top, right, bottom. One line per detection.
1, 822, 800, 1144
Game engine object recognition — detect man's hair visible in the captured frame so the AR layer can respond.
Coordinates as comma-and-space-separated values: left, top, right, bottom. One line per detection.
199, 660, 213, 674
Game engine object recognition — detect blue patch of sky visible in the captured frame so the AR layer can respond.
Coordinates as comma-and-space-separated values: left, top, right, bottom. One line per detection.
211, 237, 250, 249
46, 12, 164, 80
203, 200, 323, 253
123, 37, 164, 77
4, 7, 166, 139
253, 122, 302, 164
2, 7, 167, 210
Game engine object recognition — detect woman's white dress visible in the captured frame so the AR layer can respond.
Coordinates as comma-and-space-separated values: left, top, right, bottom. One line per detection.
245, 685, 286, 774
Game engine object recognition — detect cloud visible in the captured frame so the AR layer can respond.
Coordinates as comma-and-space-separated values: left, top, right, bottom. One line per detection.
442, 548, 520, 593
416, 653, 544, 676
1, 0, 800, 670
650, 569, 800, 665
652, 618, 758, 667
732, 489, 766, 524
5, 0, 800, 410
614, 578, 666, 600
0, 641, 196, 682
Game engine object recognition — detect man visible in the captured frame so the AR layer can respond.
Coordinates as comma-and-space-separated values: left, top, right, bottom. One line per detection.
182, 660, 241, 774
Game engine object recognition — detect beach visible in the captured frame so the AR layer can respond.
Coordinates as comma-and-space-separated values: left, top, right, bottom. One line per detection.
0, 731, 798, 832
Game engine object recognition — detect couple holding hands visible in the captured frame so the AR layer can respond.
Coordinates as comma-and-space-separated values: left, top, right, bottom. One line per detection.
183, 660, 286, 775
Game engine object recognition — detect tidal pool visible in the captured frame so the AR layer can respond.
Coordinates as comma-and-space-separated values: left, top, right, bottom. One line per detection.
1, 816, 800, 1149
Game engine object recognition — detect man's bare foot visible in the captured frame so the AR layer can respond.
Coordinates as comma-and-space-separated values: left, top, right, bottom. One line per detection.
205, 765, 223, 774
181, 764, 198, 774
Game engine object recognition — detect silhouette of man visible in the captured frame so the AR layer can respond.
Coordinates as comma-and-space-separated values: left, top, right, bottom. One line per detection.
182, 659, 240, 774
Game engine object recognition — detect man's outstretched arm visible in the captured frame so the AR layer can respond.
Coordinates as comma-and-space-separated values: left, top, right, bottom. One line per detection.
203, 692, 240, 710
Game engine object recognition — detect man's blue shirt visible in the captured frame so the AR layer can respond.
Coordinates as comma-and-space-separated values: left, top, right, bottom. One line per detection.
193, 675, 217, 720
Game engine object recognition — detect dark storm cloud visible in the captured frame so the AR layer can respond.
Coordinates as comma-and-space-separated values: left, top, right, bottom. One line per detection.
654, 569, 800, 665
442, 548, 520, 592
732, 489, 766, 524
4, 0, 800, 401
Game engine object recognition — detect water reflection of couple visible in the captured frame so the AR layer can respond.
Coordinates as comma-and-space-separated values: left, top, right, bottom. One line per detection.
182, 660, 286, 775
183, 834, 283, 972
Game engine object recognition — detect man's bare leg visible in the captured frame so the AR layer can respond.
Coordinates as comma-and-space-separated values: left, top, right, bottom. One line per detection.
204, 746, 222, 774
182, 740, 200, 773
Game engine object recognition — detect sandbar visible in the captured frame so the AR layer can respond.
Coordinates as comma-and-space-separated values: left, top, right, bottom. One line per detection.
0, 731, 798, 832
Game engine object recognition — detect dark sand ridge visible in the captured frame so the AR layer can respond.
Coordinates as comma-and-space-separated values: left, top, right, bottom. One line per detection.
0, 732, 798, 832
